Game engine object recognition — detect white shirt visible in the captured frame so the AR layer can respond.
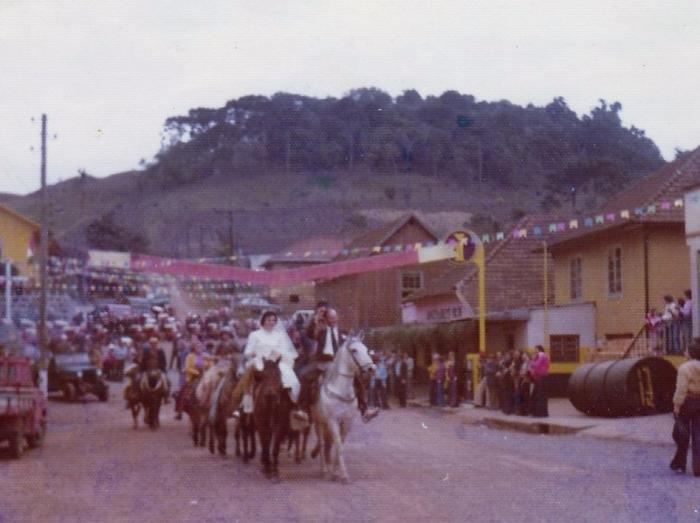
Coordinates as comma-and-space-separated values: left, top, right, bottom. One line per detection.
323, 326, 341, 356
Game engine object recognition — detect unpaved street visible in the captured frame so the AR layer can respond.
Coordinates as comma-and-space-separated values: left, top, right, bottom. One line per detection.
2, 378, 700, 522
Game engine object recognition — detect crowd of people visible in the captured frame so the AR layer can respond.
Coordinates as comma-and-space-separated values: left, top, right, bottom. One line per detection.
474, 345, 550, 418
426, 352, 459, 407
367, 350, 414, 409
646, 290, 693, 355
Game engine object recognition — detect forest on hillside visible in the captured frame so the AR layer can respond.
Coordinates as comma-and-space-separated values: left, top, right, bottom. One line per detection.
151, 88, 664, 209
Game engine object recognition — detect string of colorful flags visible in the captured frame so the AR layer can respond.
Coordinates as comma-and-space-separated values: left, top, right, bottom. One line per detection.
18, 196, 687, 280
225, 197, 683, 257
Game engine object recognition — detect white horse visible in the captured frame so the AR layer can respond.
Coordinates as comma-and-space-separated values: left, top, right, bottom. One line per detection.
311, 333, 375, 483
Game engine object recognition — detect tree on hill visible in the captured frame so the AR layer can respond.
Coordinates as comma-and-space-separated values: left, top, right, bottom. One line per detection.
149, 88, 664, 207
85, 214, 149, 253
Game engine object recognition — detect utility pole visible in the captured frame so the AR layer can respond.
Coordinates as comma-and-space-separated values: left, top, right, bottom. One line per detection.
4, 260, 11, 321
38, 114, 49, 396
227, 210, 235, 260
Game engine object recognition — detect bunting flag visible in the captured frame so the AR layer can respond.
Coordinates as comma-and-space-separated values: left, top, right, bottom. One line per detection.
31, 193, 688, 294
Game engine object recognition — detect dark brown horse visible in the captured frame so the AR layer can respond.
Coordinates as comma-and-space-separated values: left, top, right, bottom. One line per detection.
140, 369, 168, 430
125, 370, 143, 429
234, 405, 256, 463
253, 358, 293, 479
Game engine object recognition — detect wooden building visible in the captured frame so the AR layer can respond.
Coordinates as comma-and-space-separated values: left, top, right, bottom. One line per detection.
264, 236, 344, 315
315, 214, 448, 330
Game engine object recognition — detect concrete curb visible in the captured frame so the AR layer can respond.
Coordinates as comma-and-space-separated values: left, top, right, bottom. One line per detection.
409, 398, 675, 447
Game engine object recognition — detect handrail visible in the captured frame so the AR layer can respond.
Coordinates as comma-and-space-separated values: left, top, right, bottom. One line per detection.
621, 324, 649, 359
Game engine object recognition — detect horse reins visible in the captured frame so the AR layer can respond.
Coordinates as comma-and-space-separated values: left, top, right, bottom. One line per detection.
322, 338, 370, 403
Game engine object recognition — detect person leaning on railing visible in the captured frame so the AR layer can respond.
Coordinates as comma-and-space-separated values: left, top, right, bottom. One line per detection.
670, 339, 700, 476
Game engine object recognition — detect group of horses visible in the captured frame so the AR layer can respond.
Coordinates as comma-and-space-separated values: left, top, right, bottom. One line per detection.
128, 333, 376, 483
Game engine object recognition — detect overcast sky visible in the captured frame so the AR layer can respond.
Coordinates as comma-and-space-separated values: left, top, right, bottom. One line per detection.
1, 0, 699, 194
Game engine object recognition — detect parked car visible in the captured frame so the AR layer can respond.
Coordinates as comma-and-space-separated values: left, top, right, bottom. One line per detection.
48, 353, 109, 402
0, 356, 47, 459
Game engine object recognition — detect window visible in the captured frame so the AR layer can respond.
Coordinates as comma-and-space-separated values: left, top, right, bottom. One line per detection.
288, 294, 300, 303
570, 257, 582, 301
400, 272, 423, 299
550, 335, 580, 363
607, 246, 622, 297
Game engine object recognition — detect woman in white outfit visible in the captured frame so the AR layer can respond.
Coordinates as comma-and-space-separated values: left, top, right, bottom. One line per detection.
244, 311, 301, 402
231, 311, 306, 423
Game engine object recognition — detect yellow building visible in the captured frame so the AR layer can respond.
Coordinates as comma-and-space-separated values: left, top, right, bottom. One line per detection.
549, 149, 700, 347
0, 204, 39, 277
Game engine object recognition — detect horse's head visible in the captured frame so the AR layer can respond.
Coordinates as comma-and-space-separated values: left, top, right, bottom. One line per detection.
258, 357, 283, 401
343, 332, 376, 376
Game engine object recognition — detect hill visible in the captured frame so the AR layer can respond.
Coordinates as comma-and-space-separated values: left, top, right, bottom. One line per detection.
4, 89, 665, 256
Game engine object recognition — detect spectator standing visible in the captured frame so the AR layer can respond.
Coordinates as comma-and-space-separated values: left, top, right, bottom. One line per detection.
428, 353, 439, 406
395, 353, 408, 407
663, 295, 682, 354
529, 345, 550, 417
645, 309, 663, 354
387, 350, 398, 399
435, 355, 446, 407
670, 340, 700, 476
405, 351, 415, 399
445, 351, 459, 407
498, 351, 514, 414
375, 353, 389, 409
484, 355, 499, 410
682, 290, 693, 352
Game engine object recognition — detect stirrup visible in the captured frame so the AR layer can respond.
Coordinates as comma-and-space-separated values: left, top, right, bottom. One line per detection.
290, 410, 310, 431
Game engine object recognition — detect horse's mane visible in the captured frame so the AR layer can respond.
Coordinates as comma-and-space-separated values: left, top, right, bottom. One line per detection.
326, 336, 353, 382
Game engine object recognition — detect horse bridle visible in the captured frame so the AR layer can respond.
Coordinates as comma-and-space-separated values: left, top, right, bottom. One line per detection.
323, 338, 371, 403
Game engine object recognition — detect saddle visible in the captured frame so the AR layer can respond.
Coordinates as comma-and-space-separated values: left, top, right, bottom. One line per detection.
298, 363, 328, 411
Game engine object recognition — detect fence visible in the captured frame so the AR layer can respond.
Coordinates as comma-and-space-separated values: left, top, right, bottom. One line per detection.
623, 319, 692, 358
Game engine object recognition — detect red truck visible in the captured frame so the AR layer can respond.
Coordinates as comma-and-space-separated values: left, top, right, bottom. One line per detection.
0, 356, 47, 458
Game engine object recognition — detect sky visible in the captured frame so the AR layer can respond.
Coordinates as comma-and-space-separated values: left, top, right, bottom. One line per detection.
1, 0, 699, 194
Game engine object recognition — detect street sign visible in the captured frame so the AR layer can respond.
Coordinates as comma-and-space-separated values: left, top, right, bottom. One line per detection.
446, 230, 477, 263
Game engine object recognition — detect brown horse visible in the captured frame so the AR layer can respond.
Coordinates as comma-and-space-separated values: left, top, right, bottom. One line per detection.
207, 362, 238, 457
234, 405, 256, 463
253, 358, 293, 479
124, 369, 143, 429
140, 369, 168, 430
183, 375, 208, 447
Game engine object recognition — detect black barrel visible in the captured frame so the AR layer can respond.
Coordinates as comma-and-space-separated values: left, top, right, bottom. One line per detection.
568, 357, 677, 417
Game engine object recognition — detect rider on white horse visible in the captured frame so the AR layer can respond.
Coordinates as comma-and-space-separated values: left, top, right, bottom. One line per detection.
300, 307, 379, 423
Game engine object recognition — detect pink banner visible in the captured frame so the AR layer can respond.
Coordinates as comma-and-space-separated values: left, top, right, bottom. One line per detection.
131, 250, 420, 286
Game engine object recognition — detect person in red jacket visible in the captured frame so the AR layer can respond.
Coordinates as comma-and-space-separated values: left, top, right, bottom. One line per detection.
529, 345, 550, 417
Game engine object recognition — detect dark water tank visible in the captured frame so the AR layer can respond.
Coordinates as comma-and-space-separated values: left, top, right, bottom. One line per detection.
568, 357, 677, 417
